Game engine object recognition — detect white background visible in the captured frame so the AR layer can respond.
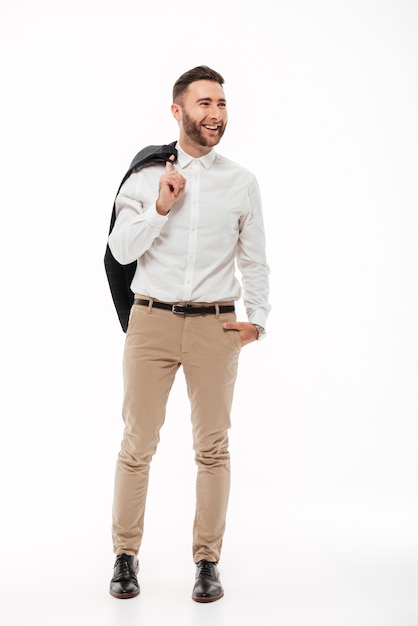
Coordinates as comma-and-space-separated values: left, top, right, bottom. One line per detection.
1, 1, 417, 624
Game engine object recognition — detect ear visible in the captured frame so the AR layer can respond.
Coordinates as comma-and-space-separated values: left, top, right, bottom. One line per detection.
171, 103, 182, 121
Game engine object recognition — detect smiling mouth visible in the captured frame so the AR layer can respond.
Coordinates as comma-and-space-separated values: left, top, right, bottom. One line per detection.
203, 124, 220, 131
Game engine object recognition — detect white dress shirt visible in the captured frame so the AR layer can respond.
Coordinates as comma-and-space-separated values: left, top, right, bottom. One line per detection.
108, 143, 271, 328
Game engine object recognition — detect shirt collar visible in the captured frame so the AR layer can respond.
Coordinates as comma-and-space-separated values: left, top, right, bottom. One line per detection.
176, 142, 216, 170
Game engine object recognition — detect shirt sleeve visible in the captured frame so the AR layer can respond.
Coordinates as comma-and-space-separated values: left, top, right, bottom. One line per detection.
236, 176, 271, 328
108, 172, 168, 265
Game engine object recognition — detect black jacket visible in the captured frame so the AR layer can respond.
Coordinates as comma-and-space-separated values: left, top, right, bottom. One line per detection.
104, 141, 178, 332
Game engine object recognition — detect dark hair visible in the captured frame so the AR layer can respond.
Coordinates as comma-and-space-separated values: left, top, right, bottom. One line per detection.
172, 65, 225, 103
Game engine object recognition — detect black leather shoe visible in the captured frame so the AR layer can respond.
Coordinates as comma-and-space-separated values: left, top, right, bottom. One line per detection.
192, 560, 224, 603
109, 554, 140, 599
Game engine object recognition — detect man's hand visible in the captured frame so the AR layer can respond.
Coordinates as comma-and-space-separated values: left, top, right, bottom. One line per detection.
223, 321, 259, 347
156, 158, 187, 215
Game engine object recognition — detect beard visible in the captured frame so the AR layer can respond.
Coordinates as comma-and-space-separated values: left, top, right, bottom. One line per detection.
181, 109, 226, 147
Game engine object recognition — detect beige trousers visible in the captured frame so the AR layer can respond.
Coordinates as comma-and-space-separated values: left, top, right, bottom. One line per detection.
112, 297, 241, 563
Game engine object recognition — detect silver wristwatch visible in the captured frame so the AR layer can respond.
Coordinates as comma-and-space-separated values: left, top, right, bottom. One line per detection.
253, 324, 266, 341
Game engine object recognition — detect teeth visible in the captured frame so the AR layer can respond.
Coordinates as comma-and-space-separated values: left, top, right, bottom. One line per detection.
204, 125, 218, 130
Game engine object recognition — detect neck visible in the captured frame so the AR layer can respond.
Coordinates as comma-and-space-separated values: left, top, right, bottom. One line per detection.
178, 137, 213, 159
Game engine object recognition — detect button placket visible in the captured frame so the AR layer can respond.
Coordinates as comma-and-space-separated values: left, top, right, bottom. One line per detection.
182, 159, 200, 301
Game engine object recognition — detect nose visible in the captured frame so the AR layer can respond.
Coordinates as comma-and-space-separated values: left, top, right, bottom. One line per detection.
208, 103, 221, 120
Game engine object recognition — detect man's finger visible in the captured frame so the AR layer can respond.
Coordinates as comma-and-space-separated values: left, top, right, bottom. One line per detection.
166, 158, 175, 172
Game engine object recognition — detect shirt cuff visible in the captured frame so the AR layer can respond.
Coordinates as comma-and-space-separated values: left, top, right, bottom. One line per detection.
146, 202, 169, 226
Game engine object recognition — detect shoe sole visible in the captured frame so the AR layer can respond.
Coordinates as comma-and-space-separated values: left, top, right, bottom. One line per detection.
109, 589, 140, 599
192, 592, 224, 603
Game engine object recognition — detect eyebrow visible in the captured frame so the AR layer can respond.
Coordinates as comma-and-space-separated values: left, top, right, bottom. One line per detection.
196, 97, 227, 104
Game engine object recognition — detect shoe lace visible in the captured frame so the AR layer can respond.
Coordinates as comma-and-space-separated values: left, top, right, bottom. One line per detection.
114, 554, 134, 580
198, 560, 216, 579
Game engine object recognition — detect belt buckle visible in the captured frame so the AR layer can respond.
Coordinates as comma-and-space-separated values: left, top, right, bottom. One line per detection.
172, 304, 185, 315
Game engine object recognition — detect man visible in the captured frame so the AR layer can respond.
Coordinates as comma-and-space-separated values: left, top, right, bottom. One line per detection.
107, 65, 270, 602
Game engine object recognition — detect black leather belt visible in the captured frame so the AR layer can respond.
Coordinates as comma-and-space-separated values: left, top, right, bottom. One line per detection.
134, 298, 235, 315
